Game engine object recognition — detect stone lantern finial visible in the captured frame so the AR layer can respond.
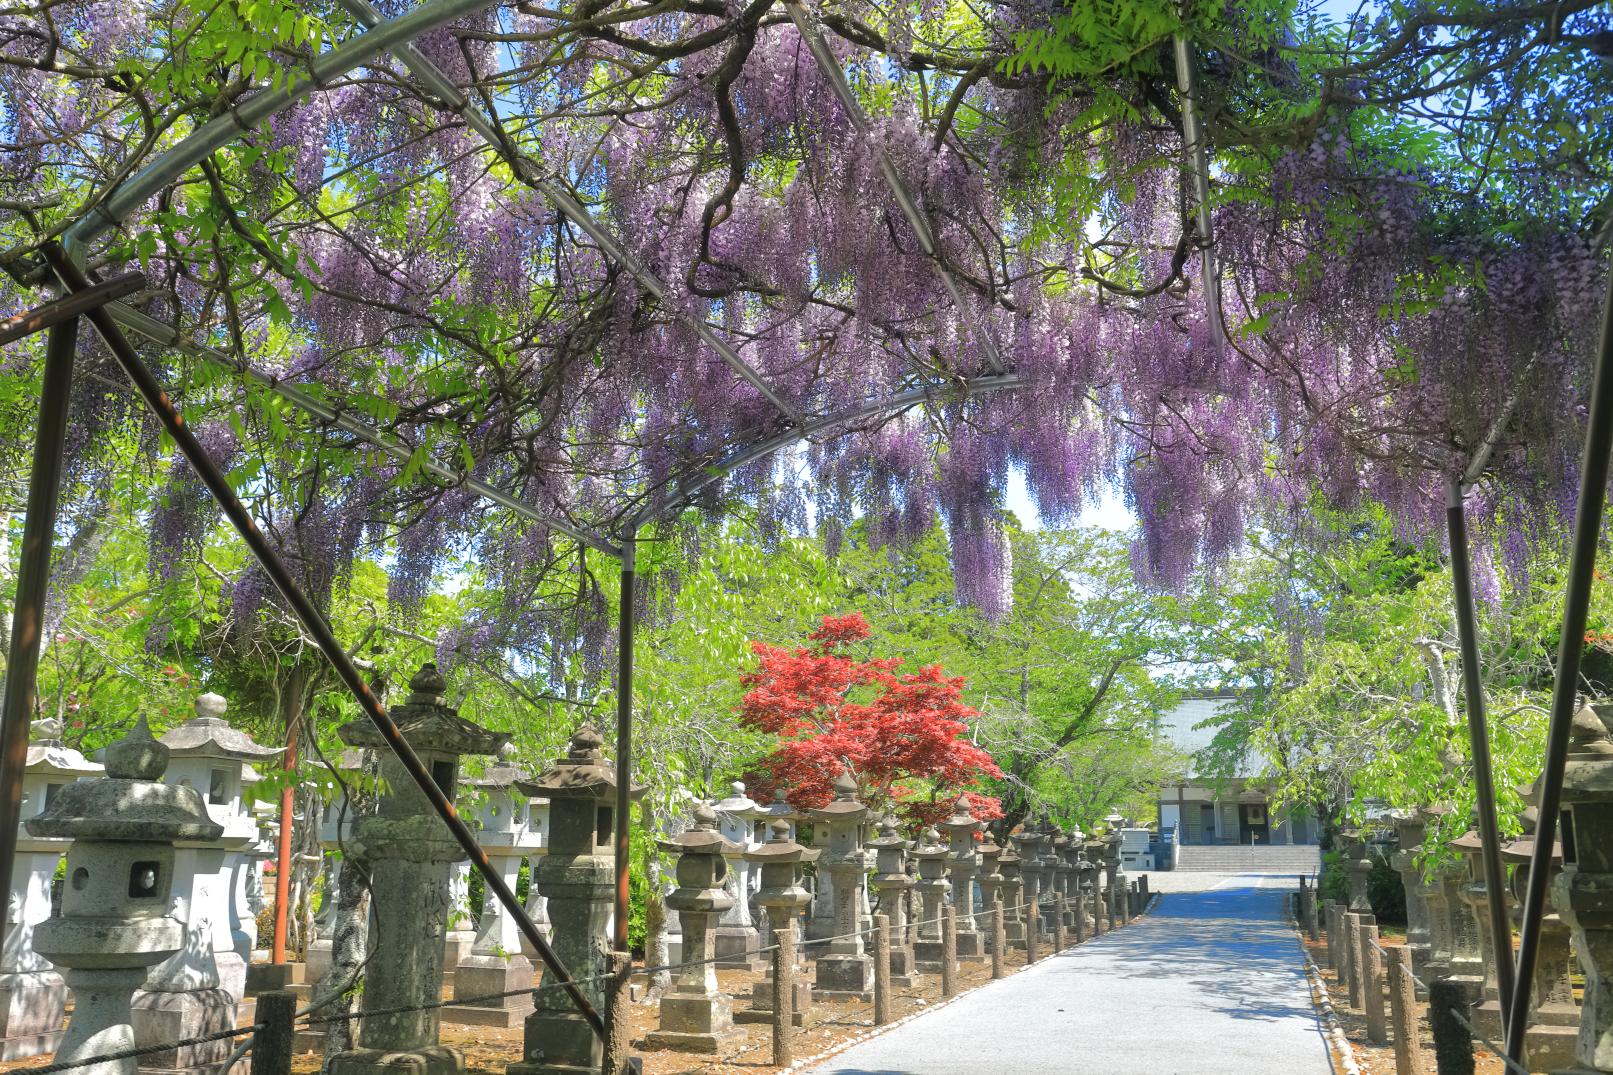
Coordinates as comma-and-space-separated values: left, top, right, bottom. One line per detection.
29, 716, 63, 742
104, 714, 168, 781
831, 770, 858, 799
768, 818, 791, 842
568, 724, 605, 759
691, 802, 718, 831
406, 662, 447, 704
193, 693, 227, 721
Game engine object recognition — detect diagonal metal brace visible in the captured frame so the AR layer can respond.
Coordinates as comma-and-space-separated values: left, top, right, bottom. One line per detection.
43, 244, 607, 1043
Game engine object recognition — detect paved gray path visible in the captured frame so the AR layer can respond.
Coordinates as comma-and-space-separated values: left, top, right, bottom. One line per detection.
803, 873, 1333, 1075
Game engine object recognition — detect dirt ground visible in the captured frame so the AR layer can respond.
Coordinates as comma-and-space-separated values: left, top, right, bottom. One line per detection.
1301, 928, 1507, 1075
281, 941, 1048, 1075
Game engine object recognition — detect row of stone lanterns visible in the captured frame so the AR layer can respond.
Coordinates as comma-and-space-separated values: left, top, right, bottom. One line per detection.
1359, 699, 1613, 1073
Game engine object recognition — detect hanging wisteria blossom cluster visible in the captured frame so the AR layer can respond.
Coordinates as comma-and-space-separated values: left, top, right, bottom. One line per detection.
0, 0, 1607, 668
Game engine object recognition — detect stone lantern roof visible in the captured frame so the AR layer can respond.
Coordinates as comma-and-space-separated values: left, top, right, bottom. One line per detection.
659, 803, 739, 856
715, 781, 763, 819
159, 692, 284, 762
806, 771, 868, 822
338, 663, 509, 755
28, 716, 221, 843
1450, 829, 1485, 855
743, 820, 820, 865
1562, 700, 1613, 802
24, 718, 101, 777
912, 826, 947, 859
461, 745, 535, 790
517, 724, 644, 800
866, 815, 911, 854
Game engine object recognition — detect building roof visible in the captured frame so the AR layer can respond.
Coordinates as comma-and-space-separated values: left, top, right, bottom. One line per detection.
1156, 695, 1261, 780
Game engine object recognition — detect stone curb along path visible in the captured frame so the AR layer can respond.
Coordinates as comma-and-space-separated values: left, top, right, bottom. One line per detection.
800, 875, 1333, 1075
784, 895, 1165, 1073
1293, 911, 1365, 1075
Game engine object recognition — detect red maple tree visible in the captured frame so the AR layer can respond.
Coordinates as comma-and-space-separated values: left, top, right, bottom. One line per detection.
739, 613, 1003, 827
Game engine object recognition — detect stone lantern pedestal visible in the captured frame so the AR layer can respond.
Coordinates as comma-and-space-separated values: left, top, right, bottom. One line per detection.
735, 822, 818, 1027
443, 750, 543, 1029
508, 725, 642, 1075
941, 798, 985, 962
912, 828, 951, 972
868, 818, 918, 985
712, 783, 765, 971
329, 665, 507, 1075
1552, 700, 1613, 1072
30, 717, 223, 1075
809, 774, 873, 1000
647, 804, 742, 1052
0, 718, 102, 1059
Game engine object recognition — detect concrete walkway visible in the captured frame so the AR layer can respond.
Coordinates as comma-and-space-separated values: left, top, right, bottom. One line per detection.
803, 873, 1333, 1075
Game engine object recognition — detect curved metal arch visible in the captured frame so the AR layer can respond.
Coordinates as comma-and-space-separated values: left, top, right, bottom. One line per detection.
60, 0, 503, 259
633, 372, 1026, 528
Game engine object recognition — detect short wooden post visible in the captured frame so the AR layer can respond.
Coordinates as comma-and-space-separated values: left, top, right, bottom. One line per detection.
1342, 910, 1367, 1007
874, 913, 892, 1026
941, 904, 957, 997
773, 927, 796, 1067
1026, 904, 1040, 964
253, 991, 295, 1075
1387, 945, 1423, 1075
1428, 976, 1476, 1075
602, 950, 634, 1075
991, 899, 1005, 980
1073, 891, 1086, 943
1327, 903, 1343, 974
1053, 895, 1067, 951
1362, 922, 1387, 1045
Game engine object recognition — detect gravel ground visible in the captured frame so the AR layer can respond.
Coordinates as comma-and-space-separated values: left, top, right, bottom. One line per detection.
803, 873, 1333, 1075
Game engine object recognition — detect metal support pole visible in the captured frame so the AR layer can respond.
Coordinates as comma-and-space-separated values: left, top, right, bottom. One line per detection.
1445, 475, 1516, 1026
613, 529, 636, 955
0, 310, 78, 946
44, 247, 605, 1041
1505, 265, 1613, 1064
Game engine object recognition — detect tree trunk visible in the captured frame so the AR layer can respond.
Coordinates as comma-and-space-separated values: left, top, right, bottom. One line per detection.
643, 797, 672, 998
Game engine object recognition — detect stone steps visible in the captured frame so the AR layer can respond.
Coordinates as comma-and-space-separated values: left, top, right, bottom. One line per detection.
1172, 845, 1320, 873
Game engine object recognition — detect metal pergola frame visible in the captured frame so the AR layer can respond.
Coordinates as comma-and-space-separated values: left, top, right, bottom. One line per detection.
0, 4, 1603, 1071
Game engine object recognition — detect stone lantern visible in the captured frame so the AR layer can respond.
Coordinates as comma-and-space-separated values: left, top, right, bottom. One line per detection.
712, 782, 766, 971
736, 820, 818, 1026
1387, 808, 1433, 986
442, 747, 544, 1029
806, 773, 873, 999
0, 718, 102, 1060
1552, 699, 1613, 1072
975, 835, 1004, 947
997, 846, 1024, 946
329, 664, 507, 1075
1339, 829, 1374, 913
646, 803, 741, 1052
940, 797, 984, 961
1010, 823, 1046, 939
868, 817, 918, 984
1501, 797, 1576, 1072
1081, 840, 1105, 935
1451, 828, 1509, 1037
29, 717, 222, 1075
1101, 823, 1125, 928
912, 827, 950, 972
747, 801, 794, 948
1059, 828, 1084, 933
148, 692, 282, 1006
516, 795, 552, 953
508, 724, 642, 1075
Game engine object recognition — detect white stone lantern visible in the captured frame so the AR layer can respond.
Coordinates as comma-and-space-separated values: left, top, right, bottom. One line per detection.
146, 692, 282, 1006
0, 718, 102, 1059
30, 717, 222, 1075
442, 747, 543, 1029
712, 782, 765, 970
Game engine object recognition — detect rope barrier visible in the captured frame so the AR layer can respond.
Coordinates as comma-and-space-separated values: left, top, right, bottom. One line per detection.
22, 1024, 262, 1075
